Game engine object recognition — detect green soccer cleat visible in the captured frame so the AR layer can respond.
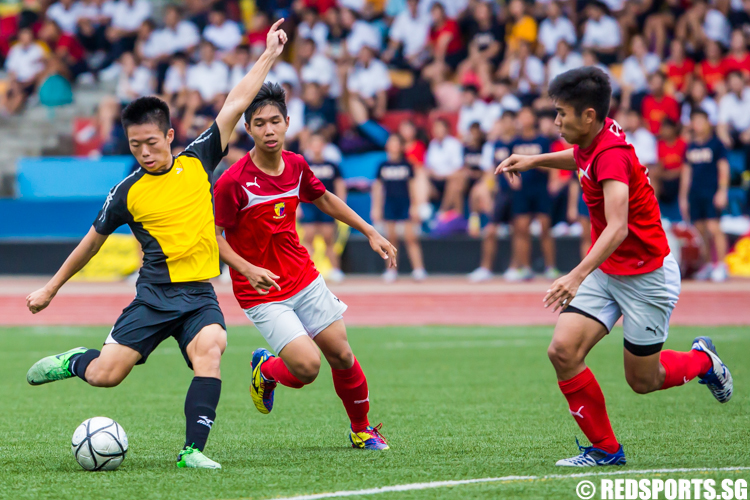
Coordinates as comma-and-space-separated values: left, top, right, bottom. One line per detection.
176, 445, 221, 469
26, 347, 87, 386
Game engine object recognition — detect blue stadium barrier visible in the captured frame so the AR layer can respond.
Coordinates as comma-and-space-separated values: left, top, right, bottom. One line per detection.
339, 151, 387, 180
17, 156, 136, 199
0, 199, 129, 239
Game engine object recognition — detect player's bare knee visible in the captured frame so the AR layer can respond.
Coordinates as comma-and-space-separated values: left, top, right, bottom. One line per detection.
328, 347, 354, 370
625, 372, 659, 394
293, 357, 321, 383
547, 342, 580, 372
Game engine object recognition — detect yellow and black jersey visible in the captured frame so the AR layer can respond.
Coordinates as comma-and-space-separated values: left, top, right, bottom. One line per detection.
93, 123, 227, 284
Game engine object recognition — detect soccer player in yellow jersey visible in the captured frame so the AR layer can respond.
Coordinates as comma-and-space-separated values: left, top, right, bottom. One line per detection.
24, 20, 289, 470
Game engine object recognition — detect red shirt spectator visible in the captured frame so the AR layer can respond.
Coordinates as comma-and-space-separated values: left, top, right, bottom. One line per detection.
405, 140, 427, 168
641, 94, 680, 134
429, 4, 463, 56
665, 58, 694, 94
657, 137, 687, 171
698, 41, 727, 94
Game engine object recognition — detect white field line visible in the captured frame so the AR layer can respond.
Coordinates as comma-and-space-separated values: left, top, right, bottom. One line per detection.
259, 467, 750, 500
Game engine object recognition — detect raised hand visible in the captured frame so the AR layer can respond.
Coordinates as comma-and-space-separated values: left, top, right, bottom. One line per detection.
266, 18, 288, 58
494, 154, 537, 184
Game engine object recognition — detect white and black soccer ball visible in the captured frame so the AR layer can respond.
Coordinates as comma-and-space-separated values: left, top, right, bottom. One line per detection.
71, 417, 128, 471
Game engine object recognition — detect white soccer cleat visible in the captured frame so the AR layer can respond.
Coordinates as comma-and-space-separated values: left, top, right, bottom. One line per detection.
468, 267, 493, 282
411, 268, 427, 281
504, 266, 533, 282
692, 336, 733, 403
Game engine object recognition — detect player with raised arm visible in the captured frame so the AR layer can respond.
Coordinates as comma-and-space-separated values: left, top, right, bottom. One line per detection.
214, 82, 397, 450
497, 67, 733, 467
24, 20, 290, 469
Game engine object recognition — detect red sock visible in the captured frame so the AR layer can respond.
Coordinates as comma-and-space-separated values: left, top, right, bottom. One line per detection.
659, 349, 712, 390
331, 357, 370, 433
558, 367, 620, 454
261, 356, 305, 389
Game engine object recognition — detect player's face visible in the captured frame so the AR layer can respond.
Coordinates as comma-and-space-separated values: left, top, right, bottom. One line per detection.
126, 123, 175, 173
248, 104, 289, 153
553, 101, 589, 145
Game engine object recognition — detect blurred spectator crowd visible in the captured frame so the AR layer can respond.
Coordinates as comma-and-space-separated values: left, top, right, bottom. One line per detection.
2, 0, 750, 281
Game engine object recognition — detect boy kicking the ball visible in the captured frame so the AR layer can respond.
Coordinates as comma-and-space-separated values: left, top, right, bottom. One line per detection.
498, 67, 733, 467
214, 82, 397, 450
24, 20, 290, 469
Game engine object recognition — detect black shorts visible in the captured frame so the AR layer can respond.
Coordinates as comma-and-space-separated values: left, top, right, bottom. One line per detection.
689, 192, 718, 221
107, 282, 226, 368
384, 196, 411, 221
301, 203, 334, 224
491, 191, 513, 224
511, 183, 551, 216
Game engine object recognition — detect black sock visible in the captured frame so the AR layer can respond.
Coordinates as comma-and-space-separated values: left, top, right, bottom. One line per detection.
69, 349, 100, 382
184, 376, 221, 451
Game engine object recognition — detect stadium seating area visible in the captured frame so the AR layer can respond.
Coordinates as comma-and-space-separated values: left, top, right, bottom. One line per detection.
2, 0, 750, 273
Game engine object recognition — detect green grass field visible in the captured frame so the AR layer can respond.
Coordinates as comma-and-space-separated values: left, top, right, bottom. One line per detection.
0, 325, 747, 500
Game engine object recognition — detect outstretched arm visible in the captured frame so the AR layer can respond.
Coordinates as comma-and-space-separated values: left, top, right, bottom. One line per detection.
27, 227, 108, 314
495, 149, 577, 183
313, 191, 398, 268
214, 19, 288, 151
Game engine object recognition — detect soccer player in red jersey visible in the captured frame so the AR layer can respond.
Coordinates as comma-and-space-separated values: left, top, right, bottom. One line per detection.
213, 82, 397, 450
497, 67, 734, 467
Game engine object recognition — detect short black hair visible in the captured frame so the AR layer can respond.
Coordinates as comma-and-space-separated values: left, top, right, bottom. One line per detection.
462, 84, 479, 95
244, 82, 287, 122
661, 118, 677, 129
501, 110, 517, 119
690, 107, 709, 119
548, 66, 611, 122
121, 96, 171, 135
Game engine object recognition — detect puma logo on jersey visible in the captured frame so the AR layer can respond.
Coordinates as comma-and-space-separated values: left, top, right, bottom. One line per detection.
246, 177, 260, 189
578, 164, 591, 181
197, 416, 214, 428
569, 406, 585, 419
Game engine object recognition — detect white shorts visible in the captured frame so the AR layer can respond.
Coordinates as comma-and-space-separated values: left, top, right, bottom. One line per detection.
566, 253, 681, 355
244, 275, 348, 355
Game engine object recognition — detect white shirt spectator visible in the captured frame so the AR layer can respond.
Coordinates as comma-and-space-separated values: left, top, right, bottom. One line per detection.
480, 141, 496, 171
152, 21, 200, 56
389, 10, 430, 57
46, 2, 81, 34
229, 62, 252, 89
718, 88, 750, 130
626, 128, 658, 166
620, 53, 660, 92
426, 135, 464, 177
5, 42, 46, 83
681, 97, 718, 126
704, 9, 731, 47
77, 0, 103, 22
301, 53, 340, 97
163, 64, 188, 94
601, 0, 625, 12
346, 20, 382, 56
340, 0, 366, 12
347, 59, 391, 99
418, 0, 469, 19
298, 21, 329, 52
287, 96, 305, 140
116, 65, 154, 102
547, 51, 584, 83
139, 32, 162, 60
103, 0, 152, 32
267, 61, 300, 89
187, 60, 229, 101
203, 20, 243, 52
596, 62, 620, 93
538, 17, 577, 56
582, 15, 621, 50
484, 95, 522, 131
508, 55, 545, 94
458, 99, 489, 136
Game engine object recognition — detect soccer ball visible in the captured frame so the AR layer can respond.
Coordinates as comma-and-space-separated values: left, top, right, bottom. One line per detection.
71, 417, 128, 471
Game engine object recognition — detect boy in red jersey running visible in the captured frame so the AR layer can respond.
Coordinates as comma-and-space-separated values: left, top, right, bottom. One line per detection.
498, 67, 733, 467
213, 82, 397, 450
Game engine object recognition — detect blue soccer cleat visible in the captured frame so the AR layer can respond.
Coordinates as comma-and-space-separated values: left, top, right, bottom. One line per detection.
555, 438, 626, 467
250, 348, 277, 414
350, 423, 390, 450
692, 336, 733, 403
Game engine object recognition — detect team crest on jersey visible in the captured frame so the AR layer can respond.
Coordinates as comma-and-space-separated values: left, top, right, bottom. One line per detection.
273, 202, 286, 219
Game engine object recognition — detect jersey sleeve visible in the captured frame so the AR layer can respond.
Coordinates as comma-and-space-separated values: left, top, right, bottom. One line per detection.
714, 139, 728, 161
300, 159, 327, 202
594, 148, 632, 185
179, 121, 228, 173
93, 184, 132, 235
333, 163, 343, 180
213, 171, 246, 230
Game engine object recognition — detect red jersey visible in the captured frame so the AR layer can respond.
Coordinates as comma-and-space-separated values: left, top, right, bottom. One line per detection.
405, 140, 426, 168
573, 118, 670, 275
214, 151, 327, 309
657, 138, 687, 171
723, 53, 750, 78
665, 58, 695, 93
641, 94, 680, 134
698, 59, 727, 94
429, 19, 463, 55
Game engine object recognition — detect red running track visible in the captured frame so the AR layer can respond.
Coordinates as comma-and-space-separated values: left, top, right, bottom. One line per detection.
1, 277, 748, 326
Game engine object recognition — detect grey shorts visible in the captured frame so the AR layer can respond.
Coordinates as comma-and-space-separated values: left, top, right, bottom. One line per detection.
244, 275, 348, 354
565, 253, 681, 355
